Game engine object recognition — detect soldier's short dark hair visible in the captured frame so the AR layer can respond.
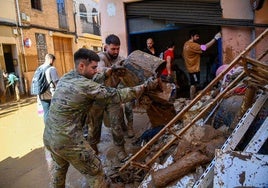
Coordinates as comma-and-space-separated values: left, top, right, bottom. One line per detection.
105, 34, 120, 45
74, 48, 100, 66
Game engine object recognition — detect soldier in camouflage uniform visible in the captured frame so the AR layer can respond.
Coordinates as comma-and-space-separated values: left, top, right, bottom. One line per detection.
88, 34, 134, 161
43, 48, 157, 187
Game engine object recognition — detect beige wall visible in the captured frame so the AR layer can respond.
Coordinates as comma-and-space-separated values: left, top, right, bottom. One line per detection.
0, 0, 17, 23
99, 0, 140, 57
221, 0, 253, 19
77, 34, 102, 51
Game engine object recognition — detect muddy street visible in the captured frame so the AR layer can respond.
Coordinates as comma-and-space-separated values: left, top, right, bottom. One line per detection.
0, 96, 151, 187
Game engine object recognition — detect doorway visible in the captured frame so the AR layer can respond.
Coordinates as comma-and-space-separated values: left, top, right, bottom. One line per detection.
3, 44, 15, 74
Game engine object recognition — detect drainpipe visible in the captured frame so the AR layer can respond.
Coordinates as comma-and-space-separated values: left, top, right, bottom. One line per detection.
251, 11, 256, 59
73, 1, 78, 43
73, 12, 78, 43
15, 0, 28, 95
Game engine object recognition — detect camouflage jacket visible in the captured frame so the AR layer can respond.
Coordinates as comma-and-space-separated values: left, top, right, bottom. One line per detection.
43, 70, 143, 145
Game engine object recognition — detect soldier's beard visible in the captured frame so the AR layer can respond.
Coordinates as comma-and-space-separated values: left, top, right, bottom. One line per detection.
108, 53, 118, 60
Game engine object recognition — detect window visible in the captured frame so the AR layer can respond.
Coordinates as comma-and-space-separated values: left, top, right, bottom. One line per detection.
35, 33, 48, 65
79, 4, 87, 22
31, 0, 42, 11
92, 8, 100, 36
57, 0, 68, 29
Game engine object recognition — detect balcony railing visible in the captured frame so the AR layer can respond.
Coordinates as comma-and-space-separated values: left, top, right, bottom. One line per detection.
81, 20, 100, 36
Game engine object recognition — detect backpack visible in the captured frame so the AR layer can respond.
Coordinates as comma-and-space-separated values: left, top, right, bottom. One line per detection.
31, 65, 51, 95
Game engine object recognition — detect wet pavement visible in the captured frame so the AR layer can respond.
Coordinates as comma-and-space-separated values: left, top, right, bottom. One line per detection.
0, 96, 151, 187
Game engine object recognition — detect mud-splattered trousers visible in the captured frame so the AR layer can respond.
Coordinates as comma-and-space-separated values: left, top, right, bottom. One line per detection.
43, 70, 144, 187
88, 53, 127, 146
88, 100, 125, 146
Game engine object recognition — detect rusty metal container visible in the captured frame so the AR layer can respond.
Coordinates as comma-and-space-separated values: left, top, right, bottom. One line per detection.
122, 50, 166, 85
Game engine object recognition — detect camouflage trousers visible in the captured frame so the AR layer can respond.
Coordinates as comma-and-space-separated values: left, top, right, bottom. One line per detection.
44, 138, 107, 188
122, 101, 134, 127
88, 102, 125, 146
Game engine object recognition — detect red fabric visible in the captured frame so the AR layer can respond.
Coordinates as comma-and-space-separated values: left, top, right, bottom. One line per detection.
233, 86, 247, 95
161, 49, 174, 76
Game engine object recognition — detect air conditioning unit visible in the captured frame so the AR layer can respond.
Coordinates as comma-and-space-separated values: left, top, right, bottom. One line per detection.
21, 12, 30, 22
21, 12, 26, 20
26, 16, 30, 22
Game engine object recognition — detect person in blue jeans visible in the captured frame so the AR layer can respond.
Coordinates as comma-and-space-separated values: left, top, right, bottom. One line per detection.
37, 54, 59, 121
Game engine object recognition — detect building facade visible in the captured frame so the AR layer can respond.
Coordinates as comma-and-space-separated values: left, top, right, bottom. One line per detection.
74, 0, 102, 51
0, 0, 102, 100
0, 0, 21, 100
99, 0, 268, 82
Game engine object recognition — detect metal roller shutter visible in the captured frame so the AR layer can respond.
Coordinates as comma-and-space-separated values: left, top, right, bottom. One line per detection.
125, 0, 253, 27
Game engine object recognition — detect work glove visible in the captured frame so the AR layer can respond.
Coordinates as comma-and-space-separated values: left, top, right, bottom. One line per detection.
214, 32, 221, 40
143, 76, 159, 91
111, 64, 126, 77
166, 75, 174, 83
161, 75, 174, 83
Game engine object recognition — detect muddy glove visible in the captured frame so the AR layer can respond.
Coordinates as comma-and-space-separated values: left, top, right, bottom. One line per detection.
111, 64, 126, 77
143, 77, 159, 91
161, 75, 174, 83
214, 32, 221, 40
166, 75, 174, 83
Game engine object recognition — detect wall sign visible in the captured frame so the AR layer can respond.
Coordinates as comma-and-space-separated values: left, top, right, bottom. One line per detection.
107, 3, 116, 16
24, 38, 32, 48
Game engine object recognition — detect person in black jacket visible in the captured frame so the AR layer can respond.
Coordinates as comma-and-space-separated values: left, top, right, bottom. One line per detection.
143, 38, 161, 57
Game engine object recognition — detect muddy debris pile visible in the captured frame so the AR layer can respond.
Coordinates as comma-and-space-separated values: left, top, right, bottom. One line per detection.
151, 124, 228, 187
103, 42, 268, 187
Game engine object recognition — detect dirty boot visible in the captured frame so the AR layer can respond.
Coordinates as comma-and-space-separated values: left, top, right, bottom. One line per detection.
91, 144, 99, 155
127, 122, 135, 138
190, 85, 196, 100
116, 146, 127, 162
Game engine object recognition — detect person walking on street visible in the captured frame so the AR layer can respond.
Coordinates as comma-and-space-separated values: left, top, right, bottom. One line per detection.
89, 34, 135, 161
183, 29, 221, 99
37, 54, 59, 121
43, 48, 158, 187
3, 71, 20, 101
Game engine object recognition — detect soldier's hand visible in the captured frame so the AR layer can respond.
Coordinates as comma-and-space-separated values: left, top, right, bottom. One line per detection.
144, 76, 159, 91
111, 64, 126, 77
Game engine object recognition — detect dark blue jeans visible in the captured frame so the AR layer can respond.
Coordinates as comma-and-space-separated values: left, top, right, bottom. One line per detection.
40, 100, 51, 123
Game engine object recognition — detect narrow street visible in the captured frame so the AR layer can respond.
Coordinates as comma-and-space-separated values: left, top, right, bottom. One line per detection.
0, 97, 51, 187
0, 96, 151, 187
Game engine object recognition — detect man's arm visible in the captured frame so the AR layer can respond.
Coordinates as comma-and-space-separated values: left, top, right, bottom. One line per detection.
48, 67, 59, 86
202, 32, 221, 51
166, 56, 172, 76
